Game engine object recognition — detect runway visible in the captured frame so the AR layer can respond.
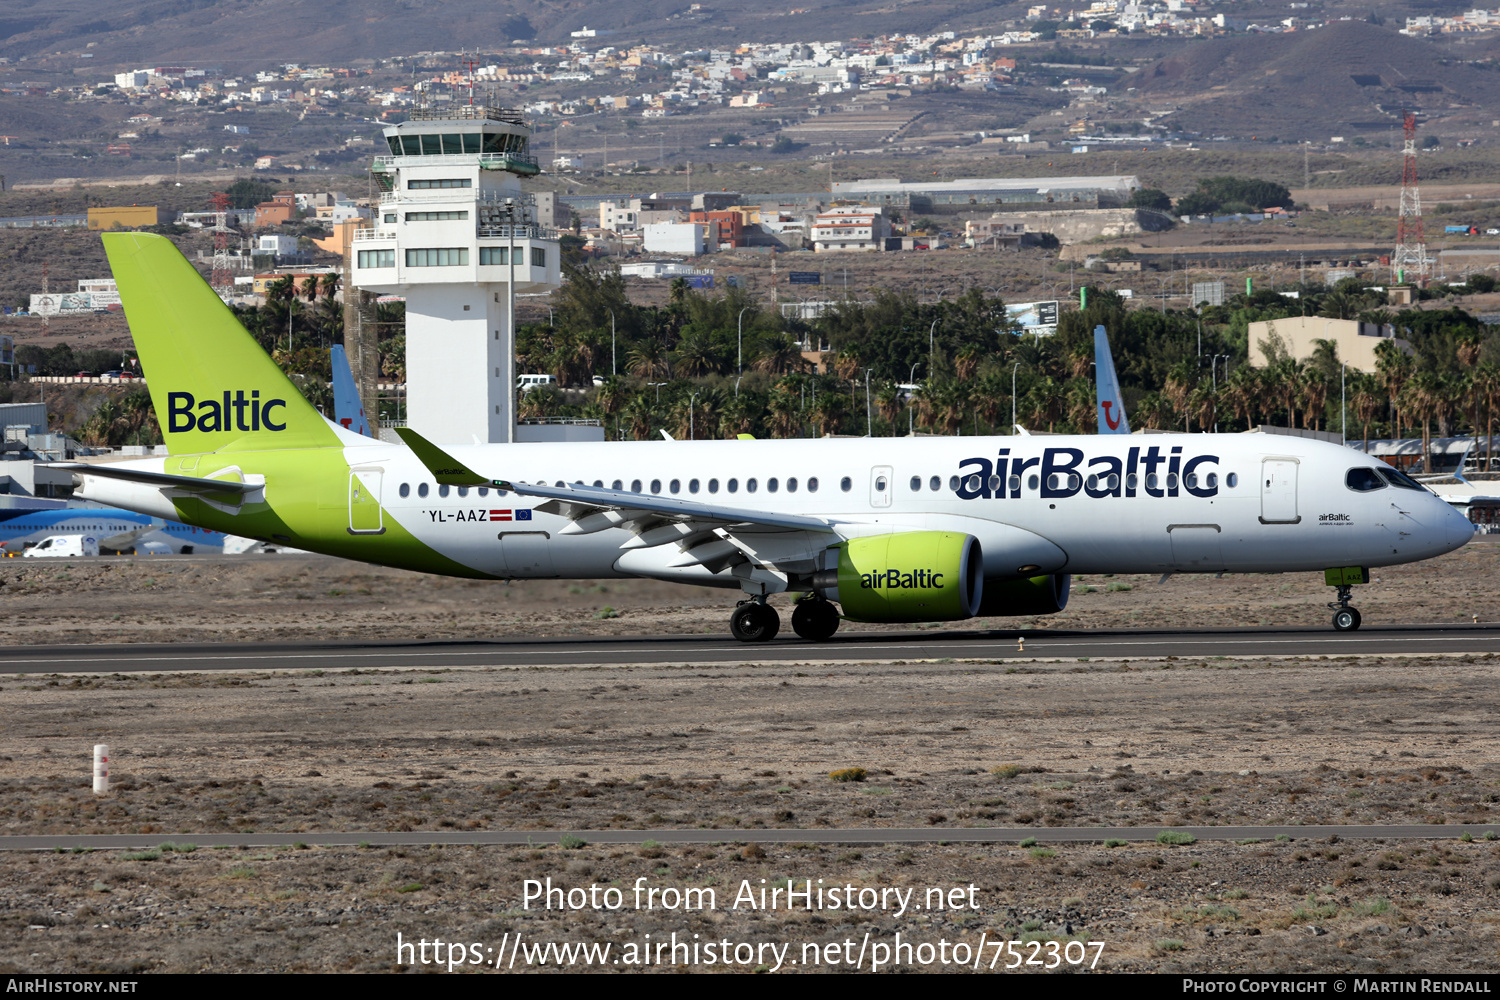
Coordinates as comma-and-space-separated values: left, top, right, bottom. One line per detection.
1, 622, 1498, 674
1, 824, 1494, 851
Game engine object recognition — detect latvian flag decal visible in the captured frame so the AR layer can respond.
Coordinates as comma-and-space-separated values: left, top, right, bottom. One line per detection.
490, 509, 533, 521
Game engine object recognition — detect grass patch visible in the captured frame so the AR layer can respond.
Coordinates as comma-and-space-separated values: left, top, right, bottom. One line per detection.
1155, 939, 1185, 952
1156, 830, 1197, 846
224, 866, 257, 880
119, 850, 161, 862
559, 834, 587, 849
1235, 838, 1262, 846
158, 842, 197, 853
1355, 898, 1392, 916
1223, 888, 1249, 900
1177, 904, 1241, 922
595, 607, 620, 620
829, 767, 867, 783
1029, 847, 1057, 860
1019, 837, 1038, 848
992, 765, 1022, 779
1103, 839, 1129, 848
1107, 583, 1133, 592
396, 883, 425, 893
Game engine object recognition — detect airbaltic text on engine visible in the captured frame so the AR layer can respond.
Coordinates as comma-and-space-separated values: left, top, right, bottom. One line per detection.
167, 391, 287, 433
862, 569, 944, 590
955, 445, 1218, 499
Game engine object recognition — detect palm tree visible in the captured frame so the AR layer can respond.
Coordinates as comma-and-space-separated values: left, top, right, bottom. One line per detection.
1065, 378, 1095, 433
1300, 368, 1328, 432
1135, 392, 1174, 430
1477, 361, 1500, 470
626, 339, 671, 380
672, 329, 721, 378
1351, 374, 1382, 454
955, 344, 983, 382
1189, 382, 1217, 433
753, 332, 808, 375
812, 391, 851, 437
1163, 361, 1197, 431
1402, 371, 1444, 473
623, 393, 656, 441
1375, 339, 1413, 442
766, 383, 802, 439
1221, 365, 1260, 432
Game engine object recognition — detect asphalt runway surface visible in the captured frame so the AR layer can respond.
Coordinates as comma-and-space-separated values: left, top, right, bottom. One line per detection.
1, 623, 1498, 674
2, 824, 1495, 851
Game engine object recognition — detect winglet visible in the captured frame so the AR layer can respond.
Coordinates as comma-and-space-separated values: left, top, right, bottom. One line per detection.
393, 427, 490, 487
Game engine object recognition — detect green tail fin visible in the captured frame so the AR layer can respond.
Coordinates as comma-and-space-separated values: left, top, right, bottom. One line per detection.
103, 232, 339, 454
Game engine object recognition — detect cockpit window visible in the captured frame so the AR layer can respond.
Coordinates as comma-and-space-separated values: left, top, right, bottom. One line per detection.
1345, 468, 1388, 493
1377, 466, 1428, 491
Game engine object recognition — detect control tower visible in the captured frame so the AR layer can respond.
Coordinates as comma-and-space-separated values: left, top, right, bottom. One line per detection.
351, 105, 560, 444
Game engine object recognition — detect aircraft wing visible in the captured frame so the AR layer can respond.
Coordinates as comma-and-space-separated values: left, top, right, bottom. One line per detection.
396, 428, 837, 580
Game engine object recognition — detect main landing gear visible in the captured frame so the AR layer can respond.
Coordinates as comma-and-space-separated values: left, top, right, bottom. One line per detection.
791, 597, 841, 642
729, 597, 843, 642
1329, 585, 1362, 632
730, 598, 780, 642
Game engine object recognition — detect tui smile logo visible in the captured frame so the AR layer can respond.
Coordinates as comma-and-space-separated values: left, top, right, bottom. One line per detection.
167, 390, 287, 433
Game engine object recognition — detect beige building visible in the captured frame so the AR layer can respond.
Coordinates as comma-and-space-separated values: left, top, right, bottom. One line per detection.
1247, 316, 1414, 373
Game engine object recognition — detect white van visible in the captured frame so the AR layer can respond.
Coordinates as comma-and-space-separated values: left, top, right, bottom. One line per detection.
517, 374, 557, 393
24, 535, 100, 557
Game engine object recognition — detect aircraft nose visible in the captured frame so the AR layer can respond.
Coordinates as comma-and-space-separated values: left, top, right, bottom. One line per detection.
1445, 502, 1476, 552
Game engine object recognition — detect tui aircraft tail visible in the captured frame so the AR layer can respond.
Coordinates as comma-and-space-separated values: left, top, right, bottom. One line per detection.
103, 232, 340, 455
330, 344, 373, 437
1093, 324, 1130, 435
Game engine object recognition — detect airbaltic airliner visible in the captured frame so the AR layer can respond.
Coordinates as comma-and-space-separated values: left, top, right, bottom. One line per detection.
54, 233, 1473, 642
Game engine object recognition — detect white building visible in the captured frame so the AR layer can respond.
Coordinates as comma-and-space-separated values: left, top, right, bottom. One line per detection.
643, 222, 708, 255
810, 206, 890, 252
351, 106, 560, 445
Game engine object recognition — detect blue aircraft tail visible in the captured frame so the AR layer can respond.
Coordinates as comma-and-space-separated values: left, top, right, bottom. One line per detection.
331, 344, 373, 438
1094, 324, 1130, 435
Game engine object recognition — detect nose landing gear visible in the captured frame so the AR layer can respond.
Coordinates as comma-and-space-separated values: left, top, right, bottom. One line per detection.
1329, 585, 1362, 632
730, 598, 781, 642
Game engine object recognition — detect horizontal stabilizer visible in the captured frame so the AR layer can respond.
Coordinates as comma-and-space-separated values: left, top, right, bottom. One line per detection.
48, 463, 260, 496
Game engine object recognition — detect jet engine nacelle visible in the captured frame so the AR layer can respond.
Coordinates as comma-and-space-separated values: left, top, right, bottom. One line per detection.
815, 531, 983, 623
977, 573, 1072, 617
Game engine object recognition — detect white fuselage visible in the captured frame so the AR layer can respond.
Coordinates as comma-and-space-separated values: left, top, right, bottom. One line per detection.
325, 432, 1474, 582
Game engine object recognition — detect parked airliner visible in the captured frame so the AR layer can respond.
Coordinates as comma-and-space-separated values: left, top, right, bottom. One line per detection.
53, 233, 1472, 641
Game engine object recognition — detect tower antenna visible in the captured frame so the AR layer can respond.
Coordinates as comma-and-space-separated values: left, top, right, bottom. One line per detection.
1392, 112, 1428, 283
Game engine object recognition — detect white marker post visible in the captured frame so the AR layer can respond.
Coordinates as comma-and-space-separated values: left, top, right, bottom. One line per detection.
92, 744, 110, 795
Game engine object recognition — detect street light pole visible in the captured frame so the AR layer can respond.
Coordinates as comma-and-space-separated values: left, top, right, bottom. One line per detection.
505, 197, 517, 444
690, 391, 699, 441
608, 308, 616, 377
737, 306, 750, 377
1012, 361, 1022, 434
864, 368, 872, 437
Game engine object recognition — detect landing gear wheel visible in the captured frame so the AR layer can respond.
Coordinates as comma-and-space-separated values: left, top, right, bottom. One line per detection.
1332, 607, 1362, 632
730, 602, 781, 643
791, 600, 841, 641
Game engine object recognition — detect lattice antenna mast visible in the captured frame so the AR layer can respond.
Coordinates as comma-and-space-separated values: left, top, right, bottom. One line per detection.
208, 192, 233, 298
1392, 112, 1428, 282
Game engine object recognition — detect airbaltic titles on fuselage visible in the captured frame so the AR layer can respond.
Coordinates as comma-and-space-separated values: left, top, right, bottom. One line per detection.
957, 445, 1221, 499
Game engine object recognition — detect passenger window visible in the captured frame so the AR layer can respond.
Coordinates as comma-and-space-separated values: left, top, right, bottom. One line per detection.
929, 476, 940, 491
768, 478, 779, 493
632, 479, 642, 492
670, 479, 681, 494
875, 476, 887, 491
841, 476, 853, 492
651, 479, 662, 493
399, 483, 410, 498
1086, 474, 1097, 491
910, 476, 921, 492
1226, 473, 1238, 488
1184, 473, 1198, 489
988, 474, 1000, 491
787, 478, 798, 493
708, 478, 719, 494
747, 478, 758, 493
1205, 473, 1217, 489
612, 480, 622, 491
1145, 474, 1159, 490
555, 481, 564, 487
478, 487, 489, 497
808, 477, 818, 492
966, 474, 981, 492
1126, 473, 1138, 491
418, 483, 429, 498
1166, 474, 1178, 491
689, 478, 700, 494
1346, 468, 1387, 492
438, 484, 450, 498
1108, 474, 1120, 491
1008, 475, 1020, 493
458, 487, 469, 497
948, 475, 959, 491
593, 480, 603, 488
1027, 474, 1039, 491
727, 478, 738, 493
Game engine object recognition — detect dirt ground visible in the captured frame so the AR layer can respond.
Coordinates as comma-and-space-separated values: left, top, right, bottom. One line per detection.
2, 544, 1500, 973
